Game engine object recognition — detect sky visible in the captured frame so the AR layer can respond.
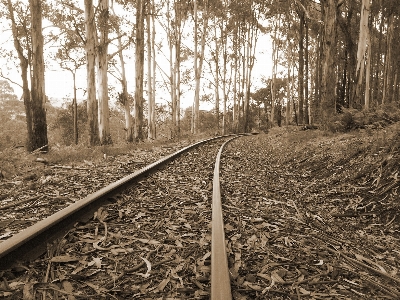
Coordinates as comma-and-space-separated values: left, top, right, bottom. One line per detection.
0, 3, 274, 111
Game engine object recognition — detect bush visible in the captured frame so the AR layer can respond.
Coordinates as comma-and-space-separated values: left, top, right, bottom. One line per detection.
327, 104, 400, 133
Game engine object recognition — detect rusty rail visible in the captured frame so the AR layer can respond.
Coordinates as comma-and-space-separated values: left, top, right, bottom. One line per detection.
0, 135, 236, 270
211, 137, 238, 300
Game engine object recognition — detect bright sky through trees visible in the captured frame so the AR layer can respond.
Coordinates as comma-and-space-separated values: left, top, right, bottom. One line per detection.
0, 3, 273, 110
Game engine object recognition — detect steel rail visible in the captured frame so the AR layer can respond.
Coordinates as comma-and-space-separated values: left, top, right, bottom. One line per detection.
211, 136, 239, 300
0, 135, 237, 270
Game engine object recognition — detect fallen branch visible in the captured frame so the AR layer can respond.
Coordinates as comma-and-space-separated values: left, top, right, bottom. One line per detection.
0, 195, 42, 210
326, 247, 400, 285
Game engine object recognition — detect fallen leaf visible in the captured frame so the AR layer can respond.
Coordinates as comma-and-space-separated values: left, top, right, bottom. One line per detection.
156, 277, 170, 292
137, 257, 152, 278
88, 257, 102, 268
50, 255, 80, 263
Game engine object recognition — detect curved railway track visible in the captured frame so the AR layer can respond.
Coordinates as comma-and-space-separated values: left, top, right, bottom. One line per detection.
0, 134, 250, 299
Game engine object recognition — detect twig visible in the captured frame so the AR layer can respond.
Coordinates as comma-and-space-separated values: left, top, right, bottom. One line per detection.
105, 249, 157, 289
326, 247, 400, 285
0, 195, 42, 210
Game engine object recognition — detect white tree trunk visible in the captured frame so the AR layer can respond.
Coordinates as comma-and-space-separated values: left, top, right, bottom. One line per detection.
84, 0, 98, 146
97, 0, 111, 144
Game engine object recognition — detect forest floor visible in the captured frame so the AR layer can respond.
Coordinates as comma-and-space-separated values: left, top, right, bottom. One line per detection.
0, 124, 400, 299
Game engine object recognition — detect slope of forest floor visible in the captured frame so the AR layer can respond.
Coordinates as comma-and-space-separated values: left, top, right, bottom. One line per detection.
0, 124, 400, 299
218, 124, 400, 299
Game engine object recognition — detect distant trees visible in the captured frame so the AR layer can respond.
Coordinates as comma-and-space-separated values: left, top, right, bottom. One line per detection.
2, 0, 400, 150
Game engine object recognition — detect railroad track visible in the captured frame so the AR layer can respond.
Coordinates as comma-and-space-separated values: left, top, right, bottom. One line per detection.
0, 134, 250, 299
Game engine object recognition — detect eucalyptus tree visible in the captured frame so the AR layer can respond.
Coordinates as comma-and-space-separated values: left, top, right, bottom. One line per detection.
2, 0, 48, 151
29, 0, 48, 151
192, 0, 209, 134
353, 0, 371, 109
110, 2, 134, 142
146, 0, 156, 140
134, 0, 145, 141
319, 0, 343, 122
47, 3, 86, 145
54, 43, 85, 145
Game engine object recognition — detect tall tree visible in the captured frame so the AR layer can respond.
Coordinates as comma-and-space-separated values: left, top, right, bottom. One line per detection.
353, 0, 371, 108
84, 0, 99, 146
110, 3, 134, 142
97, 0, 112, 144
134, 0, 145, 141
192, 0, 209, 134
5, 0, 33, 150
29, 0, 48, 151
297, 7, 305, 124
319, 0, 341, 123
146, 0, 156, 140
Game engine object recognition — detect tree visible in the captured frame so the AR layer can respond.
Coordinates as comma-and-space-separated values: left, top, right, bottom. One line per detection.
110, 2, 134, 142
84, 0, 99, 146
192, 0, 209, 134
353, 0, 371, 109
4, 0, 34, 150
54, 44, 85, 145
134, 0, 145, 141
97, 0, 112, 144
319, 0, 341, 123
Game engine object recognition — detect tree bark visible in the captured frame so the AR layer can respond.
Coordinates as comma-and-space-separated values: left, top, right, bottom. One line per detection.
135, 0, 145, 141
84, 0, 99, 146
151, 0, 156, 138
353, 0, 371, 108
97, 0, 111, 144
364, 10, 372, 110
320, 0, 339, 123
146, 10, 153, 140
192, 0, 208, 134
214, 21, 220, 132
298, 10, 305, 124
72, 71, 78, 144
383, 13, 394, 104
30, 0, 48, 151
305, 19, 310, 124
7, 0, 33, 151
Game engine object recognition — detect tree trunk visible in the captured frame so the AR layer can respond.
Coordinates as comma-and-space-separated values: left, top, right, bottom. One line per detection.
305, 19, 310, 124
30, 0, 48, 151
298, 10, 305, 124
364, 12, 372, 110
320, 0, 338, 123
192, 0, 208, 134
7, 0, 33, 151
84, 0, 99, 146
214, 22, 220, 132
119, 40, 133, 142
97, 0, 111, 145
383, 13, 394, 104
353, 0, 371, 108
135, 0, 145, 141
146, 11, 153, 140
221, 21, 227, 134
72, 71, 78, 144
174, 4, 182, 136
286, 53, 292, 126
151, 0, 156, 138
111, 2, 133, 142
166, 0, 176, 136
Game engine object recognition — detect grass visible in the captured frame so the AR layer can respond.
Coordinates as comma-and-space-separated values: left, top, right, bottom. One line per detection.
0, 134, 212, 180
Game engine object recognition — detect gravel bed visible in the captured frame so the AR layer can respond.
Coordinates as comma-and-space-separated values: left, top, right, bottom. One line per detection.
1, 137, 231, 299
